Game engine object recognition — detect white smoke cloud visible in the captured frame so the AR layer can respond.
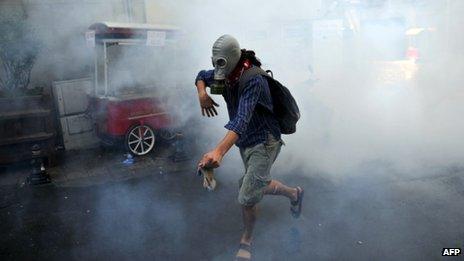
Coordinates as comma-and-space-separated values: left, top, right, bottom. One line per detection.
3, 0, 462, 177
156, 0, 464, 177
1, 1, 463, 260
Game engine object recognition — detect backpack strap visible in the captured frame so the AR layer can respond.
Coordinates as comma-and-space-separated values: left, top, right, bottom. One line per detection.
238, 66, 270, 95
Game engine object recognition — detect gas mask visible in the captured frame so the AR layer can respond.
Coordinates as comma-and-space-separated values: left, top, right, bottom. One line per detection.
210, 35, 241, 95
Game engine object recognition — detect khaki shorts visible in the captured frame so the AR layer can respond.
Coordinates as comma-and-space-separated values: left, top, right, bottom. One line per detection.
238, 133, 283, 206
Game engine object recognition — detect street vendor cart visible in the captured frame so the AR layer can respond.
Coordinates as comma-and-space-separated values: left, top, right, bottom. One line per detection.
88, 22, 179, 156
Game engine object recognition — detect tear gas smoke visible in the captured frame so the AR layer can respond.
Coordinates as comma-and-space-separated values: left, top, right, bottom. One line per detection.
1, 0, 463, 259
156, 0, 464, 178
2, 0, 461, 177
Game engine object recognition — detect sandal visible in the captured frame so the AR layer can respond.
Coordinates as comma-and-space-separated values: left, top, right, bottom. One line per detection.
290, 186, 304, 218
235, 242, 252, 261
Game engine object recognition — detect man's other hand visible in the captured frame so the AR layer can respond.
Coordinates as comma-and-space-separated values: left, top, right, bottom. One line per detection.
199, 93, 219, 117
198, 149, 223, 169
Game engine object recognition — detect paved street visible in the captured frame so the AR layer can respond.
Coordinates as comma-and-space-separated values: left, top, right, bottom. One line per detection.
1, 1, 463, 260
0, 146, 463, 260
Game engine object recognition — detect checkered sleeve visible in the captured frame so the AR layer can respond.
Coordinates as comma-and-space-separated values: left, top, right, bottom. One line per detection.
195, 70, 215, 87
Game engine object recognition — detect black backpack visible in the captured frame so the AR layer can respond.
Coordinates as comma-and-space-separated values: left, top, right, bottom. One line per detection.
238, 67, 300, 134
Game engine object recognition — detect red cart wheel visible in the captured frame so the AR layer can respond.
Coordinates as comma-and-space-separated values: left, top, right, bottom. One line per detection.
125, 124, 156, 156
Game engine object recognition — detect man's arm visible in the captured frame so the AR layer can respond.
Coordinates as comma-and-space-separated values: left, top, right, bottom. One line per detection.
198, 76, 264, 169
195, 70, 219, 117
196, 80, 219, 117
198, 130, 238, 169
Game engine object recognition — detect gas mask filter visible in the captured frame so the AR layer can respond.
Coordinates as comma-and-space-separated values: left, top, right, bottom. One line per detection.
210, 81, 225, 95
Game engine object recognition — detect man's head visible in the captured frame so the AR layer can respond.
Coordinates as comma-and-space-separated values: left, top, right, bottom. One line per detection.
211, 35, 241, 80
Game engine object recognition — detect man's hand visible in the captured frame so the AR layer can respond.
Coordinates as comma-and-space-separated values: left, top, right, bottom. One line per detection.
198, 149, 223, 169
197, 131, 239, 170
196, 79, 219, 117
199, 93, 219, 117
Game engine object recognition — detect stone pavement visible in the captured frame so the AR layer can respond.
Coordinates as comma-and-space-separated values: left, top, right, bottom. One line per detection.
48, 146, 193, 188
1, 146, 463, 260
0, 143, 194, 189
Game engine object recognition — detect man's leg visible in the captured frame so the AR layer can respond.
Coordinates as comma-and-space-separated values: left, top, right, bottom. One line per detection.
241, 205, 256, 243
236, 174, 258, 260
260, 135, 299, 202
235, 136, 290, 259
264, 179, 298, 201
264, 179, 305, 218
236, 180, 301, 260
235, 205, 256, 260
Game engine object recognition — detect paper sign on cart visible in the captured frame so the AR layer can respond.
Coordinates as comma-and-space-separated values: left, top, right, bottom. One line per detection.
85, 30, 95, 48
146, 31, 166, 47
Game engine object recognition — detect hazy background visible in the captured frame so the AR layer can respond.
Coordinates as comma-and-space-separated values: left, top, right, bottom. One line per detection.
147, 0, 464, 179
0, 0, 462, 186
1, 1, 463, 260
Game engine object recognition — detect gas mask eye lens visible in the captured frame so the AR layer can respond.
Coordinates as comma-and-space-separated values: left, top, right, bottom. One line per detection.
215, 58, 227, 68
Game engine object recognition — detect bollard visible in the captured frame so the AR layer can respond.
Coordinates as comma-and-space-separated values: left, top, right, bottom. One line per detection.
27, 144, 51, 185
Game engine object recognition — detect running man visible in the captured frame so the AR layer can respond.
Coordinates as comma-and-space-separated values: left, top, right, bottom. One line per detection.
195, 35, 304, 261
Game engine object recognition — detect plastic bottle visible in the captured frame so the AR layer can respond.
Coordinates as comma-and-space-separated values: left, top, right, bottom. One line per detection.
123, 154, 134, 165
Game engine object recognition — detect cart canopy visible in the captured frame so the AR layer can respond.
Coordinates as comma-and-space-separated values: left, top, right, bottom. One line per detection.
89, 22, 179, 41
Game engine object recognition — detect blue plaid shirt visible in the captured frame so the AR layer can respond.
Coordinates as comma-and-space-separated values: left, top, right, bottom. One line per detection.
196, 69, 281, 148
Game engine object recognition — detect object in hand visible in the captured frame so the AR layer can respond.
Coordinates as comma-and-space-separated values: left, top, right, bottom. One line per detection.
198, 167, 217, 191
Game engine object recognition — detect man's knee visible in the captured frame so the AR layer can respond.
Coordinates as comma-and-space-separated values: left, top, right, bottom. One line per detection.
238, 177, 270, 206
242, 204, 256, 210
238, 188, 265, 206
238, 194, 252, 206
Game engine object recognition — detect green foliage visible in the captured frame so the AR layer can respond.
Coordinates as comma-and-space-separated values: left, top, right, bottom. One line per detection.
0, 15, 41, 96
